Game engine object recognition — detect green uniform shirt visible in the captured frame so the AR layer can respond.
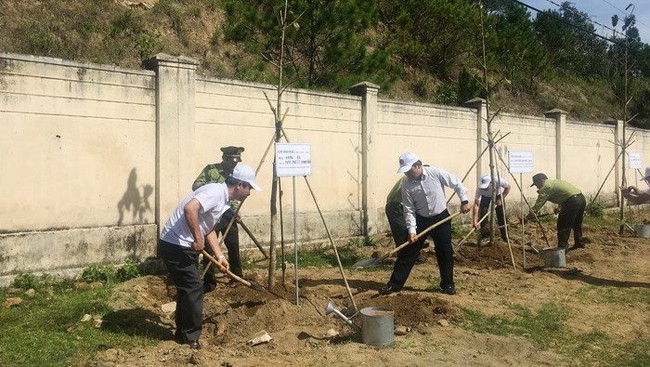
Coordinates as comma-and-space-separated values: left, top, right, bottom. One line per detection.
192, 163, 240, 210
192, 163, 228, 190
530, 179, 581, 214
386, 176, 406, 205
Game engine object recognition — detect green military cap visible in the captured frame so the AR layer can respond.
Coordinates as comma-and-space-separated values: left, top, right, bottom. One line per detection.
221, 146, 245, 162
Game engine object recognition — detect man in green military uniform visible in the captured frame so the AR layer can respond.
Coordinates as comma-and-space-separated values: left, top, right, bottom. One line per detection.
192, 146, 245, 291
526, 173, 587, 251
385, 177, 428, 265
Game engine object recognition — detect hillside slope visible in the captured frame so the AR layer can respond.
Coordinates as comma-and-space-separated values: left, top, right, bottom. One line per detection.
0, 0, 632, 123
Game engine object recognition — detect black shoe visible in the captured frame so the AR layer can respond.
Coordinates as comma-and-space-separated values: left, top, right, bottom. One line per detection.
379, 284, 402, 295
203, 282, 216, 293
569, 243, 586, 251
441, 286, 456, 295
187, 340, 201, 350
415, 257, 427, 265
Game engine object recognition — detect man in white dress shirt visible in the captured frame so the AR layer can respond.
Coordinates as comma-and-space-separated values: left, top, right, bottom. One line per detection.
380, 152, 471, 296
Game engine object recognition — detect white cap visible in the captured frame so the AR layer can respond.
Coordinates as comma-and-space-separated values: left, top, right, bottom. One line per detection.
397, 152, 420, 173
479, 175, 503, 189
479, 175, 492, 189
231, 165, 261, 191
645, 166, 650, 181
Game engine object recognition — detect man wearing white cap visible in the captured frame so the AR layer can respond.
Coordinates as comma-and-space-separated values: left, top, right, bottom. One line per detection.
158, 165, 261, 349
380, 152, 471, 296
621, 166, 650, 204
193, 146, 248, 290
473, 174, 511, 243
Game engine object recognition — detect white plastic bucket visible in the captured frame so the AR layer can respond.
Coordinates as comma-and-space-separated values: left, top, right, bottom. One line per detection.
541, 247, 566, 267
360, 307, 394, 347
635, 224, 650, 238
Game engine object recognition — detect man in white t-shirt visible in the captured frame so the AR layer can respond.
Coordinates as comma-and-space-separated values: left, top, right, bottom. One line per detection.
158, 165, 261, 350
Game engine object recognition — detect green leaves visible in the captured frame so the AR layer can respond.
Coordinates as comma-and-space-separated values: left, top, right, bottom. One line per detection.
221, 0, 398, 91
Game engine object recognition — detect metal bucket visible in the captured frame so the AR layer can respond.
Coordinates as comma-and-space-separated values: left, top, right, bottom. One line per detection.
541, 247, 566, 268
360, 307, 394, 347
635, 224, 650, 238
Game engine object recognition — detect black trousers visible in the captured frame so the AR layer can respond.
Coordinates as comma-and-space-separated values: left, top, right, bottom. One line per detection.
203, 208, 242, 292
158, 239, 203, 343
385, 201, 408, 246
557, 193, 586, 248
478, 195, 507, 239
387, 210, 454, 290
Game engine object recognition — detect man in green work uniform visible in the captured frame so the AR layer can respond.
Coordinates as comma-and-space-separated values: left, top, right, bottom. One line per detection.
526, 173, 587, 251
193, 146, 245, 291
386, 177, 427, 264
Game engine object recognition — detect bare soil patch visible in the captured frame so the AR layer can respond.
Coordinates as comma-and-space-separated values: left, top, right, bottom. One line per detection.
87, 218, 649, 366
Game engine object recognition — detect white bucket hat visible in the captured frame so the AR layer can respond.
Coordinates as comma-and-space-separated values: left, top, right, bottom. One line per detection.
231, 165, 261, 191
397, 152, 420, 173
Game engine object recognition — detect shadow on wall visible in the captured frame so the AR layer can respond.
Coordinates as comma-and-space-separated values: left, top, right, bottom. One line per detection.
117, 168, 153, 225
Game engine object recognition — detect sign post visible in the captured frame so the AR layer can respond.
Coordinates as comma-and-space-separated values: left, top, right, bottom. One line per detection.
275, 143, 312, 305
508, 151, 534, 267
628, 152, 642, 187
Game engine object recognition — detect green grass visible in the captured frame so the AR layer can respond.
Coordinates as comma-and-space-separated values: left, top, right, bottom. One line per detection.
573, 285, 650, 305
461, 302, 568, 348
460, 302, 650, 365
281, 246, 360, 268
0, 283, 159, 367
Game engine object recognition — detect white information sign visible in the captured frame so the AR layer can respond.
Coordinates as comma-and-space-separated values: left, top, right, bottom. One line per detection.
628, 152, 642, 169
275, 143, 312, 177
508, 151, 534, 174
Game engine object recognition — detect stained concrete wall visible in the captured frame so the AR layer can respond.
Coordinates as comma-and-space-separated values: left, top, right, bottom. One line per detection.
2, 52, 649, 285
0, 54, 157, 285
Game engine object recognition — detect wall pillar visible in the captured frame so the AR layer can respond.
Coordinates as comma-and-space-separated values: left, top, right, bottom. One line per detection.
350, 81, 380, 237
145, 53, 199, 232
466, 98, 487, 184
545, 109, 567, 180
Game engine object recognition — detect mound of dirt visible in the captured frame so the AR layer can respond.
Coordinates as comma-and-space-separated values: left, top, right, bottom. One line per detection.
94, 216, 648, 367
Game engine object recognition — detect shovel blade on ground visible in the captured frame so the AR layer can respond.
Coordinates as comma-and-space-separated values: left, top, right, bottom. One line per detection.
352, 257, 381, 268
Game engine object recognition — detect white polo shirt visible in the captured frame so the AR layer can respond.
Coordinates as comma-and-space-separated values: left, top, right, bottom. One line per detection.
160, 183, 231, 247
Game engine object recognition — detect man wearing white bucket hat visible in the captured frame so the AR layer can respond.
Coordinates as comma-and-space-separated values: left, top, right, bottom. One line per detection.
380, 152, 471, 296
473, 174, 511, 243
620, 166, 650, 204
158, 165, 261, 350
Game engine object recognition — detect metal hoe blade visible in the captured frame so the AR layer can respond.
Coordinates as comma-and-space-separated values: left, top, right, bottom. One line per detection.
352, 256, 382, 268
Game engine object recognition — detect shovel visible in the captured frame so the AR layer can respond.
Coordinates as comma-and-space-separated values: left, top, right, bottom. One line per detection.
353, 212, 461, 268
201, 250, 267, 293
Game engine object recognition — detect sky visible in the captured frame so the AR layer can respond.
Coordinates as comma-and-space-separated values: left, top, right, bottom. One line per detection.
521, 0, 650, 44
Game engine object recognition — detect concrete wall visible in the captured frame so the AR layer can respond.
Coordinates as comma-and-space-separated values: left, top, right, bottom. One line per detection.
2, 52, 649, 285
0, 54, 157, 285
